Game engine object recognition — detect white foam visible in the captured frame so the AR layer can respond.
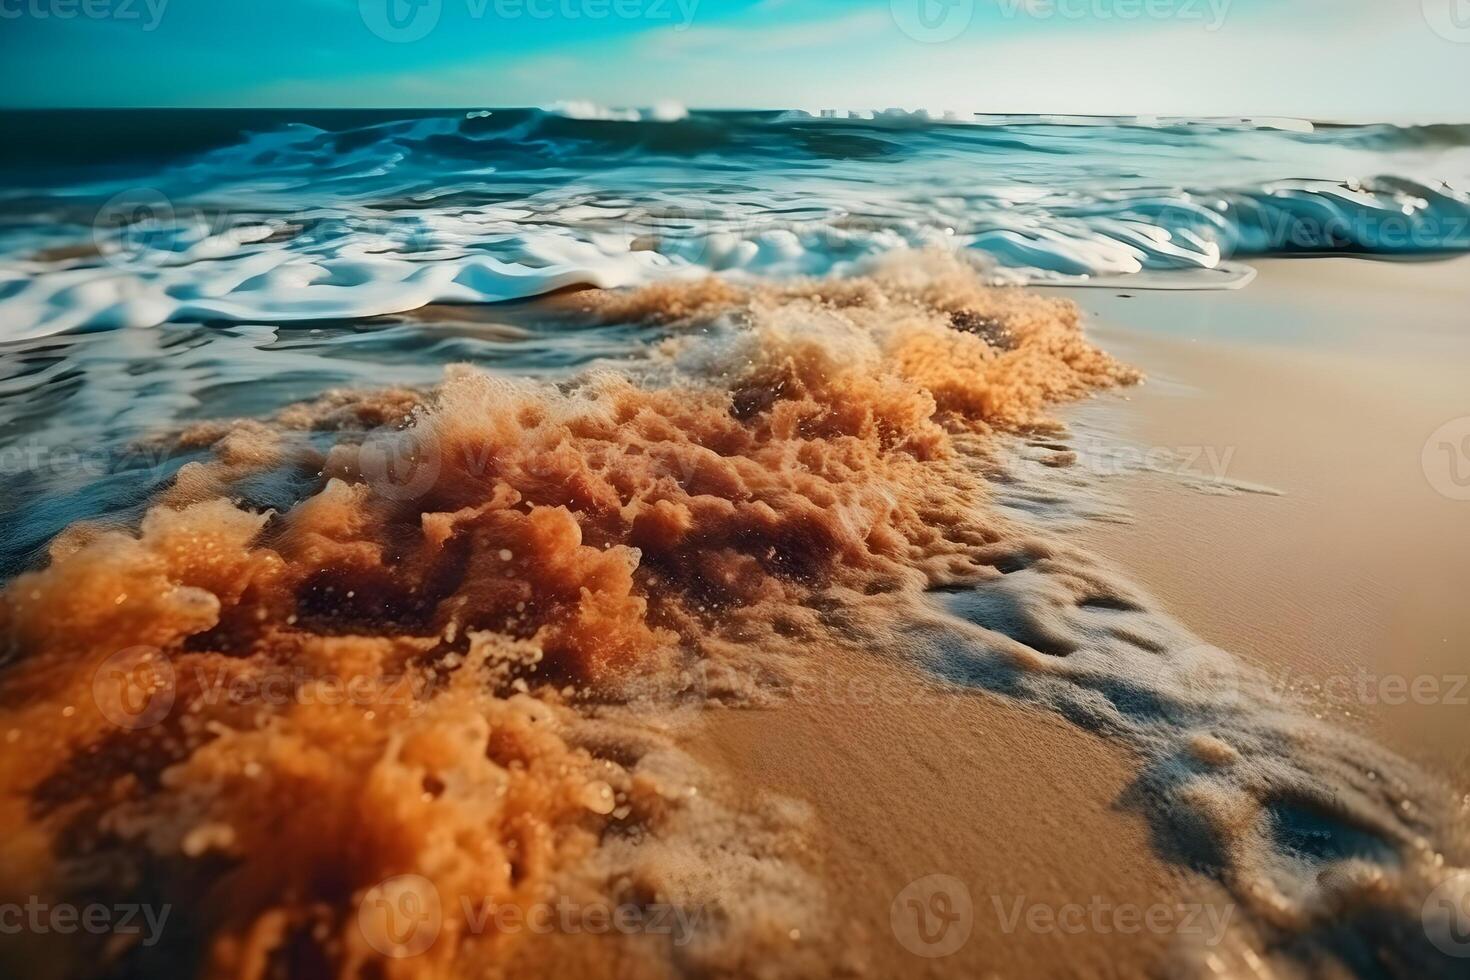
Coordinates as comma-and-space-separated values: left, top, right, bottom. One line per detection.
0, 208, 1255, 338
546, 100, 688, 122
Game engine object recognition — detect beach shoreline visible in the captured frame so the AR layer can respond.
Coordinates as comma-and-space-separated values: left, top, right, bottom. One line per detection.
1058, 255, 1470, 784
686, 254, 1470, 977
0, 252, 1466, 979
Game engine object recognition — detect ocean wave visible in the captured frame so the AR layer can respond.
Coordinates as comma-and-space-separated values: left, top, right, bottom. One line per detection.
1, 109, 1469, 337
3, 175, 1467, 336
7, 109, 1469, 183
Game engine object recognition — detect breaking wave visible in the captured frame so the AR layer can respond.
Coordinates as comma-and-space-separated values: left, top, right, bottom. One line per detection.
2, 108, 1470, 337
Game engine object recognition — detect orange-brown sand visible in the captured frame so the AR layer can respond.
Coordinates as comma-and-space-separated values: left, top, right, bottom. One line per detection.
1062, 257, 1470, 783
689, 652, 1229, 980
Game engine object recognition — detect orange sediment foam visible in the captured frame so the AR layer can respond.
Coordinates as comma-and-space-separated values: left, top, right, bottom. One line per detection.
12, 253, 1463, 978
0, 253, 1139, 977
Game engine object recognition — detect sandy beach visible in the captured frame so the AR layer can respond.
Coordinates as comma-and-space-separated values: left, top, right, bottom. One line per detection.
681, 255, 1470, 978
691, 657, 1225, 979
1067, 256, 1470, 783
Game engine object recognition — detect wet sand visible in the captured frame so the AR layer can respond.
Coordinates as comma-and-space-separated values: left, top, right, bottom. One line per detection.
689, 256, 1470, 978
1062, 256, 1470, 783
690, 652, 1226, 979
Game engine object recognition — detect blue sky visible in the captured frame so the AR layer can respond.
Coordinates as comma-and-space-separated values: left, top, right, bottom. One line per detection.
3, 0, 1468, 120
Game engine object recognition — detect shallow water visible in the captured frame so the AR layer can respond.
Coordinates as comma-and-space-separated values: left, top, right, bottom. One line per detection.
0, 307, 655, 573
